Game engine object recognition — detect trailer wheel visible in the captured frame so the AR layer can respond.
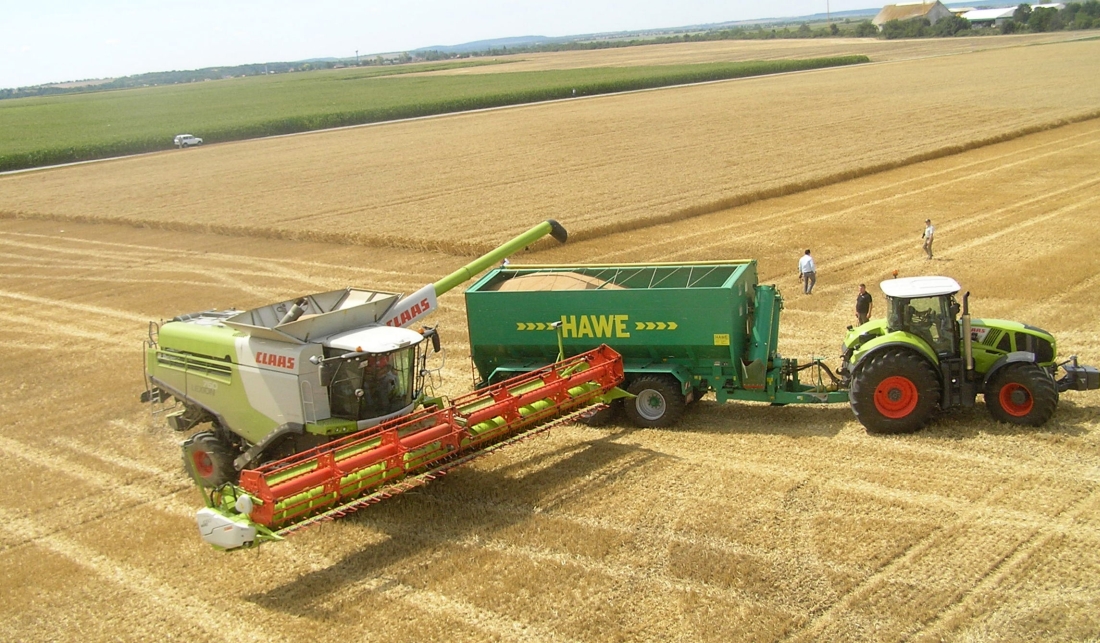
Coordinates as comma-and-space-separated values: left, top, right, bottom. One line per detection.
624, 376, 685, 428
182, 431, 238, 487
850, 349, 940, 434
984, 363, 1058, 426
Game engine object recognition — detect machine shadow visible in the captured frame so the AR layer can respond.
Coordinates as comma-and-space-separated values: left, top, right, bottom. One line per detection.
244, 427, 663, 615
675, 399, 850, 437
920, 399, 1095, 439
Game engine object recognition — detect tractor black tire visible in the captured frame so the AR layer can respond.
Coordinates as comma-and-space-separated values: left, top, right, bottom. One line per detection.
984, 363, 1058, 426
850, 349, 940, 435
623, 376, 685, 428
182, 431, 238, 487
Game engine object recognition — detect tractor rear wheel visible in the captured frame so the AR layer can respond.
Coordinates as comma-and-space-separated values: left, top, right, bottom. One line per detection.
623, 376, 685, 428
850, 349, 940, 434
182, 431, 237, 487
984, 363, 1058, 426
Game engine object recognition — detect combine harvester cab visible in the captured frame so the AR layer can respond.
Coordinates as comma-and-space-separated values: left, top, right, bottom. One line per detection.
464, 261, 849, 428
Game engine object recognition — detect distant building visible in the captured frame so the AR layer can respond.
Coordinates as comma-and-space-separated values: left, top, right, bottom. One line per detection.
960, 6, 1016, 27
873, 1, 954, 29
961, 3, 1065, 28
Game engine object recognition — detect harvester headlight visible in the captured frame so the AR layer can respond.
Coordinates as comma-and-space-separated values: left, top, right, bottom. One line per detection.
235, 494, 254, 515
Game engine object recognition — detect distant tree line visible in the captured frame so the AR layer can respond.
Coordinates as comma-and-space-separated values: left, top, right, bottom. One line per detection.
881, 1, 1100, 39
1001, 1, 1100, 33
6, 1, 1099, 100
1, 61, 332, 100
416, 20, 882, 61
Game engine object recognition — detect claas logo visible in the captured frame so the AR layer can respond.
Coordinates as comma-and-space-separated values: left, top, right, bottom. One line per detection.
385, 298, 431, 328
255, 351, 296, 370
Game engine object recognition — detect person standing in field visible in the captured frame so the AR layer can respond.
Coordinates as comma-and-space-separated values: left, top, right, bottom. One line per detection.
855, 283, 873, 325
922, 219, 935, 260
798, 249, 816, 295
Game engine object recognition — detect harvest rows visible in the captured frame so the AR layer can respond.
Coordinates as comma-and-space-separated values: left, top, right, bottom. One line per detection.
2, 37, 1100, 254
1, 39, 1099, 642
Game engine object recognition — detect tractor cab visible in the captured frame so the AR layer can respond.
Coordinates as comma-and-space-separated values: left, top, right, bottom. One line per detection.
881, 276, 962, 359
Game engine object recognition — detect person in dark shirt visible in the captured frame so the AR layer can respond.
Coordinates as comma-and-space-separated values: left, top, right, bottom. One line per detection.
855, 283, 874, 325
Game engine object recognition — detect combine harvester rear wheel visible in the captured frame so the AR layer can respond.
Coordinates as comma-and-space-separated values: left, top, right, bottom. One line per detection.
196, 345, 626, 550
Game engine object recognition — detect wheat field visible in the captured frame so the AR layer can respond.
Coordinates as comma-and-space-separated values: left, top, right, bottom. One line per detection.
2, 36, 1099, 253
1, 36, 1098, 642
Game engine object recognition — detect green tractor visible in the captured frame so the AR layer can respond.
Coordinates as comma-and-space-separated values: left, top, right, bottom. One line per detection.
840, 276, 1098, 434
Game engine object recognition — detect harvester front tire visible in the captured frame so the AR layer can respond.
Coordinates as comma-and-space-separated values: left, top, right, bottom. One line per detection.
183, 431, 237, 488
624, 376, 685, 428
850, 349, 940, 435
984, 363, 1058, 426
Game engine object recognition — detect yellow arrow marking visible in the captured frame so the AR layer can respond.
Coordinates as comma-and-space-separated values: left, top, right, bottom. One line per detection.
633, 321, 679, 331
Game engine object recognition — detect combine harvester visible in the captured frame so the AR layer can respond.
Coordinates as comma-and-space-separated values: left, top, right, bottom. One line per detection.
142, 221, 627, 549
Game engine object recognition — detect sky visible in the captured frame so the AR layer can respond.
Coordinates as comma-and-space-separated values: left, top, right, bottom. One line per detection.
1, 1, 876, 90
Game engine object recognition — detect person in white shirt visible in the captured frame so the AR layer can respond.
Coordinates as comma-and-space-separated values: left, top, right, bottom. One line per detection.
798, 249, 816, 295
923, 219, 935, 260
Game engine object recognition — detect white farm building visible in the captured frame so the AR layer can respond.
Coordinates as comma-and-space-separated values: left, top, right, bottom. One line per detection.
961, 4, 1066, 27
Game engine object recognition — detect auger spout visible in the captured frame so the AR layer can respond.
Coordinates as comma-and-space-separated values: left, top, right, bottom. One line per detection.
382, 220, 568, 329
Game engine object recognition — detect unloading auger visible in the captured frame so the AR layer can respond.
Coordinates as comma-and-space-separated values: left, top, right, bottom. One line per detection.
197, 345, 625, 549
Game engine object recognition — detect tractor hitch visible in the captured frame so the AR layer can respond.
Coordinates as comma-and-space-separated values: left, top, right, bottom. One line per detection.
1056, 356, 1100, 392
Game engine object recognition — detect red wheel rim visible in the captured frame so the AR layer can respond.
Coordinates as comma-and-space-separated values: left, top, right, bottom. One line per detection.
999, 382, 1033, 417
192, 450, 214, 478
874, 376, 919, 419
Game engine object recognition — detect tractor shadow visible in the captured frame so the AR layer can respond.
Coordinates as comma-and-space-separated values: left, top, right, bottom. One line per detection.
675, 399, 849, 438
244, 426, 663, 616
920, 398, 1096, 439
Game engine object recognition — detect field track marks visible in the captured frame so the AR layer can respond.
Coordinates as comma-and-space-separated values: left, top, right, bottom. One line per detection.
258, 544, 584, 643
0, 290, 147, 323
697, 133, 1100, 265
0, 506, 280, 643
368, 577, 584, 643
830, 174, 1100, 279
0, 229, 440, 282
458, 535, 798, 621
0, 310, 135, 350
0, 434, 191, 549
586, 121, 1100, 263
910, 486, 1100, 642
777, 476, 1071, 643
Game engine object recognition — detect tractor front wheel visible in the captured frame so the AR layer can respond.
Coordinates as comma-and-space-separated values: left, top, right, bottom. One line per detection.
623, 376, 685, 428
984, 363, 1058, 426
182, 431, 238, 487
850, 349, 940, 434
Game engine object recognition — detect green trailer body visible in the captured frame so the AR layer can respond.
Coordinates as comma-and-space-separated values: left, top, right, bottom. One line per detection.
465, 262, 847, 425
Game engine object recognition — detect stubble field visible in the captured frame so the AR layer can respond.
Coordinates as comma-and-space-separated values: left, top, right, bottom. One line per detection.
1, 37, 1098, 642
